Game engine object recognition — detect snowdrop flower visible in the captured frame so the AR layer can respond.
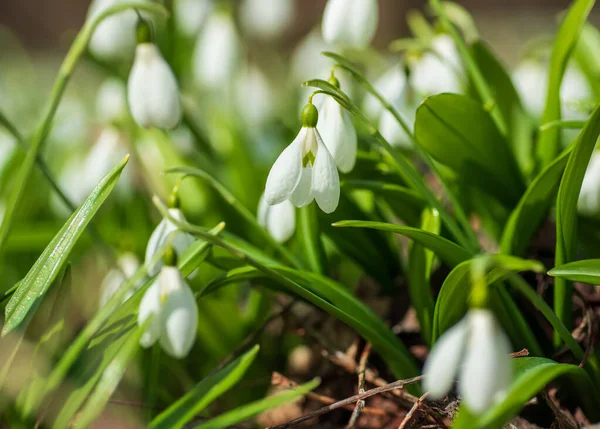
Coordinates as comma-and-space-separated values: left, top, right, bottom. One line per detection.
174, 0, 212, 37
128, 42, 182, 129
87, 0, 144, 61
316, 77, 357, 173
138, 252, 198, 358
409, 34, 464, 96
291, 30, 334, 84
322, 0, 379, 48
379, 102, 416, 149
99, 252, 141, 307
145, 196, 195, 277
362, 65, 407, 120
96, 78, 128, 124
236, 65, 275, 127
240, 0, 294, 40
258, 195, 296, 243
423, 309, 513, 414
578, 150, 600, 216
193, 11, 240, 88
264, 102, 340, 214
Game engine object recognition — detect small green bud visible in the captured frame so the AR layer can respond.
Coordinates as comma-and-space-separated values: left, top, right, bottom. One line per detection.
328, 74, 340, 89
168, 191, 181, 209
162, 245, 178, 266
301, 103, 318, 128
136, 17, 152, 44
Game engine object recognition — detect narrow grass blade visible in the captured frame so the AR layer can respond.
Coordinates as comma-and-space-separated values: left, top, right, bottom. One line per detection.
297, 204, 326, 274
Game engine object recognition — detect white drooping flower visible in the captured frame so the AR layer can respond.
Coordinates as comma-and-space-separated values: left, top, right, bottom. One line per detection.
145, 207, 195, 276
87, 0, 145, 61
96, 78, 128, 124
138, 264, 198, 358
236, 65, 275, 127
264, 103, 340, 214
316, 90, 357, 173
578, 151, 600, 217
321, 0, 379, 48
409, 34, 464, 97
193, 11, 240, 88
127, 43, 182, 129
99, 252, 141, 307
258, 195, 296, 243
423, 309, 513, 414
240, 0, 295, 40
291, 30, 334, 84
174, 0, 212, 37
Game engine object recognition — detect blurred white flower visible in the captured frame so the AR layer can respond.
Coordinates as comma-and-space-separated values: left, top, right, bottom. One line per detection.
578, 150, 600, 216
174, 0, 212, 37
423, 309, 512, 414
265, 103, 340, 214
316, 95, 357, 173
236, 65, 275, 127
409, 35, 464, 96
145, 208, 195, 276
96, 78, 128, 124
88, 0, 145, 61
291, 30, 334, 84
50, 98, 88, 148
128, 43, 182, 129
362, 65, 407, 120
240, 0, 294, 40
99, 252, 141, 307
193, 11, 240, 88
138, 265, 198, 358
379, 102, 416, 149
321, 0, 379, 48
258, 195, 296, 243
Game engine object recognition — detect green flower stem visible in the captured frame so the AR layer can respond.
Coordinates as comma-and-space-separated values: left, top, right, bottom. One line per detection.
0, 110, 77, 212
429, 0, 508, 136
0, 2, 168, 256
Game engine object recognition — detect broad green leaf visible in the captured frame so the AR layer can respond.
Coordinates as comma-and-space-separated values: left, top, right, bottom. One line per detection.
164, 166, 302, 269
192, 378, 320, 429
150, 345, 260, 429
407, 208, 439, 345
549, 259, 600, 283
536, 0, 596, 167
500, 148, 571, 255
415, 93, 524, 206
200, 265, 419, 383
471, 41, 535, 174
342, 180, 426, 226
453, 358, 600, 429
71, 323, 146, 429
298, 204, 326, 274
3, 155, 129, 335
332, 220, 472, 267
555, 104, 600, 334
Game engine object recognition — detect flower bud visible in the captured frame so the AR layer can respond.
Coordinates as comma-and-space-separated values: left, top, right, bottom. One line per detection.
301, 103, 319, 128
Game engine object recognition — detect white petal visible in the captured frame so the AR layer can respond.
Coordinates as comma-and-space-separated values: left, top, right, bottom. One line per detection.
423, 316, 468, 399
96, 78, 127, 123
317, 97, 357, 173
88, 0, 140, 61
362, 65, 407, 120
99, 270, 126, 307
264, 128, 306, 205
128, 44, 181, 129
145, 208, 183, 276
289, 167, 314, 207
240, 0, 294, 40
459, 310, 513, 414
322, 0, 378, 48
138, 280, 162, 348
269, 200, 296, 243
512, 60, 548, 118
159, 284, 198, 358
311, 130, 340, 213
193, 12, 240, 87
379, 102, 415, 149
174, 0, 212, 37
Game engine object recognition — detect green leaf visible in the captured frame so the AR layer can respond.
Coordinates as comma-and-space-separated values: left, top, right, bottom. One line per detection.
555, 104, 600, 334
575, 23, 600, 97
3, 155, 129, 335
500, 148, 571, 255
415, 93, 524, 206
297, 204, 326, 274
453, 358, 600, 429
71, 323, 146, 429
549, 259, 600, 283
332, 220, 472, 267
407, 208, 440, 345
470, 41, 535, 174
536, 0, 596, 167
149, 345, 260, 429
164, 166, 302, 269
192, 378, 320, 429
